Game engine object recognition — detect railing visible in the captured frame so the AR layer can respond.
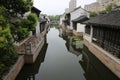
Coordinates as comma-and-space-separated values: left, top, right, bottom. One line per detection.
92, 38, 120, 58
17, 34, 42, 54
92, 26, 120, 58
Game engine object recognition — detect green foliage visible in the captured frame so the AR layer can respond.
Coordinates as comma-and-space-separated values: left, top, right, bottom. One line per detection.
0, 26, 12, 49
49, 15, 60, 21
99, 10, 107, 14
51, 24, 59, 29
0, 6, 9, 19
0, 0, 34, 78
0, 0, 33, 16
90, 12, 98, 17
15, 19, 21, 26
0, 6, 8, 27
99, 3, 117, 14
0, 0, 35, 41
17, 26, 30, 40
73, 36, 83, 45
0, 15, 6, 26
0, 6, 13, 46
0, 46, 18, 65
0, 37, 7, 48
9, 13, 38, 41
0, 46, 18, 79
23, 13, 38, 31
90, 3, 117, 17
105, 3, 117, 12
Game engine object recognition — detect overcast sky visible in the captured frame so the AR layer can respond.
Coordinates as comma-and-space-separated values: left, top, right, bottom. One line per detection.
34, 0, 96, 15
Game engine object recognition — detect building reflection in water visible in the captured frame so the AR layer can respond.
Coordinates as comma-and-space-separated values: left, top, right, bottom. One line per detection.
80, 46, 119, 80
59, 28, 119, 80
15, 38, 48, 80
59, 28, 83, 57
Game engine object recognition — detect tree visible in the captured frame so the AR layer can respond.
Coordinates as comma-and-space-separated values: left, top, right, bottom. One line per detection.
49, 15, 60, 21
0, 26, 12, 48
0, 0, 34, 78
0, 7, 13, 48
0, 0, 34, 41
0, 0, 37, 41
0, 0, 33, 16
17, 27, 30, 40
105, 3, 117, 12
23, 13, 38, 31
99, 3, 117, 14
90, 12, 97, 17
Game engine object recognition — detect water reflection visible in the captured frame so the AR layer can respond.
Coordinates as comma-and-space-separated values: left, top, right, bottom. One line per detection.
16, 26, 119, 80
59, 28, 119, 80
59, 28, 83, 57
80, 46, 120, 80
15, 38, 48, 80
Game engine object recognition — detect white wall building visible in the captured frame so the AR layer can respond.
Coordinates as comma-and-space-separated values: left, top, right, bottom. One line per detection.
59, 0, 77, 26
70, 7, 89, 33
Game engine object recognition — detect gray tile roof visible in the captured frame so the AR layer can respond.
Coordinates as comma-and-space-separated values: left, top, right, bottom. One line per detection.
72, 15, 89, 23
83, 7, 120, 29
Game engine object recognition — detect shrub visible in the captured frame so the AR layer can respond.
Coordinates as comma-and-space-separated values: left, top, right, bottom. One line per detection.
99, 10, 107, 14
106, 3, 117, 12
90, 12, 97, 17
0, 15, 6, 26
0, 45, 18, 79
0, 26, 12, 49
26, 13, 38, 31
17, 26, 30, 40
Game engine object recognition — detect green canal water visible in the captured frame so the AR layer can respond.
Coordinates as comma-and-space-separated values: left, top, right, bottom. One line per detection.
15, 26, 119, 80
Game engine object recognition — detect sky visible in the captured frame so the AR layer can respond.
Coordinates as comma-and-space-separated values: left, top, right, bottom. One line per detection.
34, 0, 96, 15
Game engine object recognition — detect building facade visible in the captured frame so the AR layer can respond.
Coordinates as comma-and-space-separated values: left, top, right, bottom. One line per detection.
59, 0, 89, 37
69, 0, 76, 12
84, 0, 120, 12
70, 7, 89, 33
98, 0, 120, 10
84, 2, 101, 13
83, 7, 120, 78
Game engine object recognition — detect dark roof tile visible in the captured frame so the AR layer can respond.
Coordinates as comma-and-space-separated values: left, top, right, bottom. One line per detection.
84, 7, 120, 29
72, 15, 89, 23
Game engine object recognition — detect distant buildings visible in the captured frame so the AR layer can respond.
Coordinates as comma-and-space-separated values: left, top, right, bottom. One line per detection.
84, 0, 120, 12
60, 0, 89, 37
69, 0, 76, 12
98, 0, 120, 10
84, 2, 101, 13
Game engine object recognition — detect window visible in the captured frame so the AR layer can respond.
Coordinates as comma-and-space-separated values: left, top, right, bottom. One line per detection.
85, 25, 91, 35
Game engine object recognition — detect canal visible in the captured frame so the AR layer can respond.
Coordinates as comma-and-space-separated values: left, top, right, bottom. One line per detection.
16, 25, 119, 80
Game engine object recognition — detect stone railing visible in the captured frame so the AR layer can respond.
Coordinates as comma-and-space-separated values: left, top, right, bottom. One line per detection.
17, 34, 42, 55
